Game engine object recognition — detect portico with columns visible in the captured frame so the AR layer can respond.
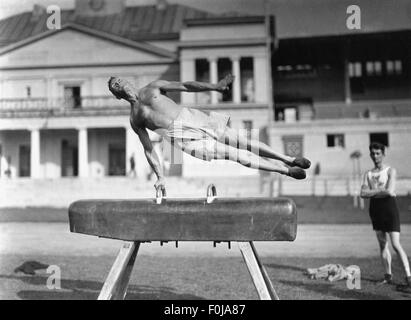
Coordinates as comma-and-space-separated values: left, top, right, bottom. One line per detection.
0, 115, 157, 179
177, 16, 272, 176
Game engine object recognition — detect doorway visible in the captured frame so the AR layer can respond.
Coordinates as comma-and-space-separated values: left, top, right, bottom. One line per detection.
61, 139, 78, 177
19, 145, 31, 177
108, 144, 125, 176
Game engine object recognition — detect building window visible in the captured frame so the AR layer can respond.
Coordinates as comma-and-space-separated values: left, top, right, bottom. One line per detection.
275, 107, 299, 123
386, 60, 402, 76
327, 134, 345, 148
26, 86, 31, 98
276, 64, 315, 78
64, 86, 82, 109
217, 58, 233, 102
277, 65, 292, 73
370, 132, 389, 147
366, 61, 382, 77
243, 120, 253, 140
240, 57, 254, 102
195, 59, 210, 104
349, 62, 362, 78
275, 109, 285, 122
349, 62, 364, 94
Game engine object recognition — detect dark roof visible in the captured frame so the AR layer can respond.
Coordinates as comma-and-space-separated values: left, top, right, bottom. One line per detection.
0, 4, 217, 48
2, 0, 411, 49
270, 0, 411, 39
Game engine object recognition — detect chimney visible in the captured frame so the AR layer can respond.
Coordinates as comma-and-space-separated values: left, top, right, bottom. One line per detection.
31, 4, 46, 22
157, 0, 167, 10
74, 0, 125, 17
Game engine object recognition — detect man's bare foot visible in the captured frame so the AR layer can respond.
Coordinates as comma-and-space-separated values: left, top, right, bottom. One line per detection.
290, 157, 311, 169
287, 167, 306, 180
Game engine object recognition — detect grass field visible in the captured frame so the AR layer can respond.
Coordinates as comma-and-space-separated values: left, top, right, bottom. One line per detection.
1, 196, 411, 300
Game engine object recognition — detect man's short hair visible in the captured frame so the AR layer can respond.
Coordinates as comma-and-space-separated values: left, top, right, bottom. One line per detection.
108, 77, 118, 91
369, 142, 385, 155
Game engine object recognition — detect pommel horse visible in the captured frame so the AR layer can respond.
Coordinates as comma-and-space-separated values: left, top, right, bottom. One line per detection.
68, 184, 297, 300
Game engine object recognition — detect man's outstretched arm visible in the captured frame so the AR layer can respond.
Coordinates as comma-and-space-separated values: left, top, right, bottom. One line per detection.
136, 127, 165, 191
152, 74, 235, 93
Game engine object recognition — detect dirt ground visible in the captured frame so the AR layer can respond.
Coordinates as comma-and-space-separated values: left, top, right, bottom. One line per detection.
1, 222, 411, 300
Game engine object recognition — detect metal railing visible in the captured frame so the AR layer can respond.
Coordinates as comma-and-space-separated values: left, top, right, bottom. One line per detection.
0, 96, 127, 111
314, 99, 411, 119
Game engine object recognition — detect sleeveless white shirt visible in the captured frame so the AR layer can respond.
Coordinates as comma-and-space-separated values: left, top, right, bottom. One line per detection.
367, 166, 390, 190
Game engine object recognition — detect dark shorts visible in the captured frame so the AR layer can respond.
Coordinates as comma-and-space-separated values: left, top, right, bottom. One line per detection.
369, 197, 400, 232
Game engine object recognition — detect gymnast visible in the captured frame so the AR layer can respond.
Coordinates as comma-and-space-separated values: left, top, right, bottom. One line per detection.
108, 74, 311, 192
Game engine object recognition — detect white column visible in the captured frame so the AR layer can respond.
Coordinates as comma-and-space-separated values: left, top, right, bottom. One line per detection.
343, 41, 352, 105
181, 58, 196, 105
232, 56, 242, 104
344, 58, 352, 105
253, 54, 268, 104
78, 127, 88, 177
30, 128, 41, 178
209, 57, 218, 105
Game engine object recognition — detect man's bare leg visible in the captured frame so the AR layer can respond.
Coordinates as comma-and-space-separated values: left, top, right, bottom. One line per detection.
219, 127, 311, 169
211, 141, 306, 179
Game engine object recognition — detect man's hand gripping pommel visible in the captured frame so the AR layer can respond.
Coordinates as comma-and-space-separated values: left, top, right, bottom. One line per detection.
154, 177, 166, 193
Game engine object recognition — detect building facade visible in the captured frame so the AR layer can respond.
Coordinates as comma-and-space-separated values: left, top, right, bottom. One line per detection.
0, 1, 272, 179
0, 0, 410, 181
271, 29, 411, 179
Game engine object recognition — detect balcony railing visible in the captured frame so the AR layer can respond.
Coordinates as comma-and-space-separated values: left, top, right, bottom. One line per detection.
0, 96, 127, 111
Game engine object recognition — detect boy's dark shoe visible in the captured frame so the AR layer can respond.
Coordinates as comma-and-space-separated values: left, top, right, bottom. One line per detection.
377, 273, 393, 285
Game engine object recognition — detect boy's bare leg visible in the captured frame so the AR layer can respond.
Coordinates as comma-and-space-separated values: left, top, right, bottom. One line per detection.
220, 127, 311, 169
212, 141, 306, 179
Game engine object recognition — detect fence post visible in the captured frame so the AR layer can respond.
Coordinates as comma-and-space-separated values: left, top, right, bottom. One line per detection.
324, 179, 328, 196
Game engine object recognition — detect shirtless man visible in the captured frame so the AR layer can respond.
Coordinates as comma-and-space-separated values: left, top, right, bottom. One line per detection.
108, 75, 311, 191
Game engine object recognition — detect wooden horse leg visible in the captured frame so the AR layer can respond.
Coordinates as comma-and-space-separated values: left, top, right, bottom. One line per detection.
98, 241, 140, 300
238, 241, 279, 300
